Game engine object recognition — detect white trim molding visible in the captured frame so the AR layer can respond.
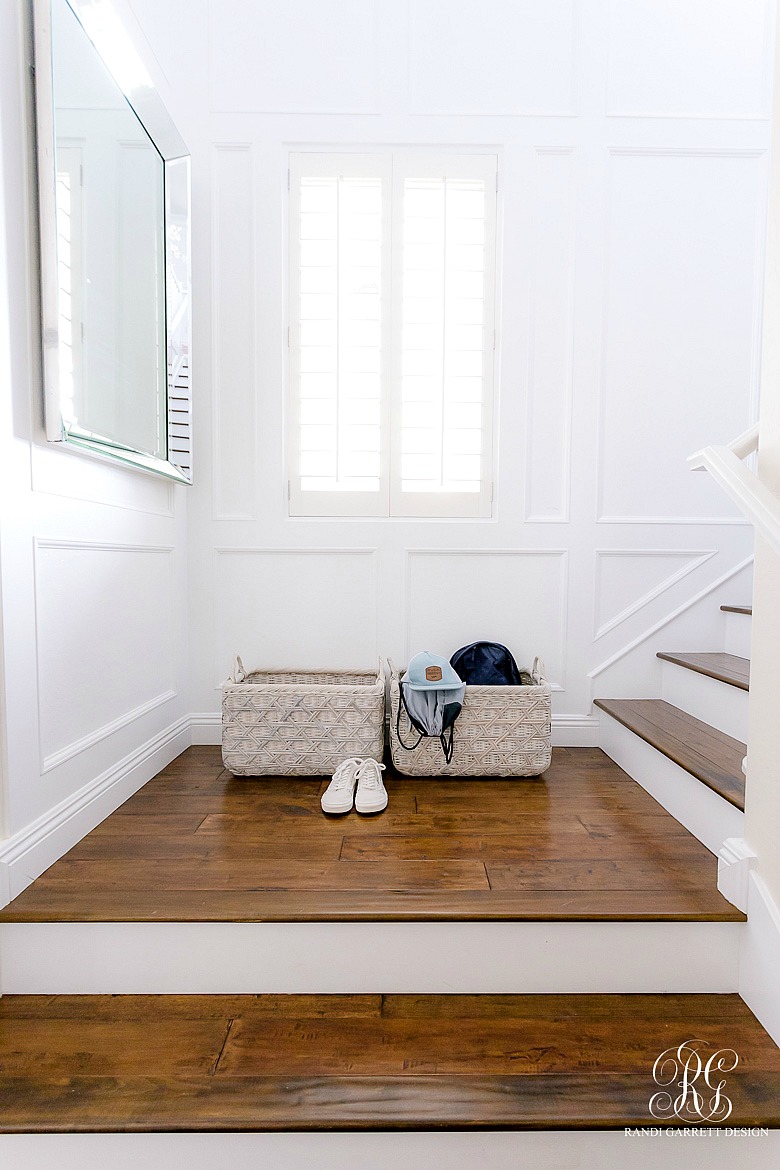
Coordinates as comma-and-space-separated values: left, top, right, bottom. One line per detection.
593, 549, 716, 640
589, 555, 754, 681
739, 871, 780, 1047
0, 715, 191, 908
41, 689, 177, 773
718, 837, 758, 913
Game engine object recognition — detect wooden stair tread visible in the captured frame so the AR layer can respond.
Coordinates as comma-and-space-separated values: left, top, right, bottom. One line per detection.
1, 993, 778, 1131
721, 604, 752, 615
594, 699, 745, 810
656, 651, 750, 691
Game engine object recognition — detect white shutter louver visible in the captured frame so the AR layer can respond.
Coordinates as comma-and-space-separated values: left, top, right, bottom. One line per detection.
400, 177, 486, 495
290, 152, 496, 518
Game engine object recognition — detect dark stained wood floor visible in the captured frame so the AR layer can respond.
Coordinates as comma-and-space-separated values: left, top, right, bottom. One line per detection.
0, 747, 743, 922
0, 993, 778, 1131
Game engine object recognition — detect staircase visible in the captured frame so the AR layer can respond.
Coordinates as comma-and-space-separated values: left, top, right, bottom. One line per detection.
595, 605, 751, 858
4, 606, 780, 1156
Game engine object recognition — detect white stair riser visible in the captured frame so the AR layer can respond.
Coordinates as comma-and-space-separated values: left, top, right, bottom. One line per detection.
660, 660, 748, 744
4, 1131, 780, 1170
0, 920, 740, 995
724, 611, 752, 658
599, 711, 744, 855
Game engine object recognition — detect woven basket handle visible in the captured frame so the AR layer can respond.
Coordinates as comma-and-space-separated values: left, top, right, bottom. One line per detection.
531, 656, 546, 683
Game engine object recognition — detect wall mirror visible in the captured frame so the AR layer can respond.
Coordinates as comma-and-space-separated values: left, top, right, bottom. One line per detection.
33, 0, 192, 483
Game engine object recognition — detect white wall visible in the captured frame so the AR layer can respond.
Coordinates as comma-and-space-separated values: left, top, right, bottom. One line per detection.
123, 0, 767, 738
0, 0, 190, 905
0, 0, 772, 907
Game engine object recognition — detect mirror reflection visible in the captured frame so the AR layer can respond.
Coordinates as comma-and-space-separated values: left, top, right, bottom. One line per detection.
52, 0, 167, 459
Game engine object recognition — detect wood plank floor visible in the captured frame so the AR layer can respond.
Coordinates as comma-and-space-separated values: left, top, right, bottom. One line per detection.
0, 993, 778, 1131
594, 699, 746, 809
0, 747, 742, 922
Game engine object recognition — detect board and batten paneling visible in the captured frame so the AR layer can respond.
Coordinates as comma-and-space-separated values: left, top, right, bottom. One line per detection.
208, 0, 381, 114
525, 148, 575, 523
172, 0, 772, 741
211, 144, 256, 520
33, 541, 177, 774
606, 0, 773, 120
408, 0, 578, 116
214, 549, 379, 682
405, 550, 568, 691
593, 550, 716, 640
598, 149, 766, 523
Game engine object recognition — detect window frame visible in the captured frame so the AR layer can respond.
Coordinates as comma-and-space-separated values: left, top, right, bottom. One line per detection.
288, 149, 498, 519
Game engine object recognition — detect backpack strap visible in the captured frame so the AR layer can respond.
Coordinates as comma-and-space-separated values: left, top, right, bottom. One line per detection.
439, 723, 455, 764
395, 681, 426, 752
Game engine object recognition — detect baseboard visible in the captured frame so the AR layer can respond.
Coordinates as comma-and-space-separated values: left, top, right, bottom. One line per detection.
718, 837, 757, 912
551, 714, 600, 746
0, 716, 191, 908
739, 871, 780, 1047
190, 711, 221, 745
190, 712, 601, 748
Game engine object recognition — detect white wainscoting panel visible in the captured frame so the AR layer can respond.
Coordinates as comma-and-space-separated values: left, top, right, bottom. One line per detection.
208, 0, 381, 113
525, 149, 575, 523
212, 144, 256, 520
594, 550, 715, 639
34, 541, 176, 771
408, 0, 577, 115
598, 150, 765, 523
214, 548, 378, 682
405, 550, 567, 688
0, 716, 190, 906
30, 445, 175, 516
607, 0, 773, 120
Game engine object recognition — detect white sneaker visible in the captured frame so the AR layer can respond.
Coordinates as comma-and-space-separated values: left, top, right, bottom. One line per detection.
321, 758, 363, 815
355, 758, 388, 815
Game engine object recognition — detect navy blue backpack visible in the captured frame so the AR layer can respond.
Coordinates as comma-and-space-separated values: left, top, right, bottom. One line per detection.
450, 641, 523, 686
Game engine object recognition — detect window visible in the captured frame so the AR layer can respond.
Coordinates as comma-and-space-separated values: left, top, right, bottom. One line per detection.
288, 152, 497, 517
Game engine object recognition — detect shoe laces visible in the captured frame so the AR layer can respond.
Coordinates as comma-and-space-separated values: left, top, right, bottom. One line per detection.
356, 759, 386, 790
330, 758, 363, 790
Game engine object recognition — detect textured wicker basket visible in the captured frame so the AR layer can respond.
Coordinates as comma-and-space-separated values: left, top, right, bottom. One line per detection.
388, 658, 552, 778
222, 663, 385, 776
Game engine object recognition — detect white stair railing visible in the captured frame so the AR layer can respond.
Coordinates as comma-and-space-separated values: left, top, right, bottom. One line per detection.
688, 423, 780, 555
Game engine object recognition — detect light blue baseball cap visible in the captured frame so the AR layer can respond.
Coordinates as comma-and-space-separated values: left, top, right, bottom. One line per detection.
404, 650, 464, 691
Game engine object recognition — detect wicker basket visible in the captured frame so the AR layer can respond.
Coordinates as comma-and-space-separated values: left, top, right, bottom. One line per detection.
222, 661, 385, 776
388, 658, 552, 777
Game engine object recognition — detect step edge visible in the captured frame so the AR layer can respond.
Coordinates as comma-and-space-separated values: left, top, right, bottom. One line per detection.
593, 699, 746, 813
656, 652, 750, 692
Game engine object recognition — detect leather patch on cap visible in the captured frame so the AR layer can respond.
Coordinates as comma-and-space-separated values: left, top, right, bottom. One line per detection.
425, 665, 443, 682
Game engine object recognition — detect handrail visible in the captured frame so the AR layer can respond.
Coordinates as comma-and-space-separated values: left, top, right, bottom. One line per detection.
688, 423, 780, 555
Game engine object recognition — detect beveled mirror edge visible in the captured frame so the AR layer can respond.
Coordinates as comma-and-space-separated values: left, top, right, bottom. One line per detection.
33, 0, 65, 443
32, 0, 194, 485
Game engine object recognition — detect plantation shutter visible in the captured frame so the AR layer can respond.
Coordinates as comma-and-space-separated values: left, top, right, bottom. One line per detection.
289, 152, 496, 518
